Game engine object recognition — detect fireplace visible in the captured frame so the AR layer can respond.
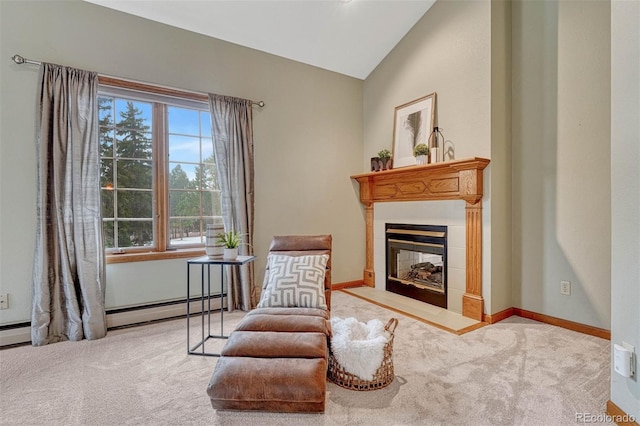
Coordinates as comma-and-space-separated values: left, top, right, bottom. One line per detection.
385, 223, 447, 309
351, 158, 489, 320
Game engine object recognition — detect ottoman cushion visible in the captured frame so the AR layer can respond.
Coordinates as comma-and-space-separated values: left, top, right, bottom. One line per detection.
207, 357, 327, 413
221, 331, 328, 358
234, 313, 331, 335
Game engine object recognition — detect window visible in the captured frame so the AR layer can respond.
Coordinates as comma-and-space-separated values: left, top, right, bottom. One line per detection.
98, 83, 220, 260
167, 106, 220, 247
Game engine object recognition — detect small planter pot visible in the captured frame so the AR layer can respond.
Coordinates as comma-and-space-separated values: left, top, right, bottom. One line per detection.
415, 155, 427, 165
223, 248, 238, 260
379, 158, 392, 170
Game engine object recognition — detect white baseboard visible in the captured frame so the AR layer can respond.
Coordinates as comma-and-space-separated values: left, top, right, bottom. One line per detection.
0, 299, 226, 347
0, 327, 30, 347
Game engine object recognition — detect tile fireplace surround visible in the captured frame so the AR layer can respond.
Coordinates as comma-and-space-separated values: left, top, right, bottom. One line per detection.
351, 157, 490, 321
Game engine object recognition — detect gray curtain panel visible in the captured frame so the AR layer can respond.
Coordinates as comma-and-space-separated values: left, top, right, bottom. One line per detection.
32, 63, 107, 346
208, 94, 256, 311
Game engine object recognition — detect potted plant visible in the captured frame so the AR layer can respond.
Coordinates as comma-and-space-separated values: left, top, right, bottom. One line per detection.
413, 144, 429, 165
377, 149, 392, 170
217, 230, 244, 259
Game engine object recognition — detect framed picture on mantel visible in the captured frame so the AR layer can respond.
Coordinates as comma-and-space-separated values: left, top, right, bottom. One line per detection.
392, 92, 437, 168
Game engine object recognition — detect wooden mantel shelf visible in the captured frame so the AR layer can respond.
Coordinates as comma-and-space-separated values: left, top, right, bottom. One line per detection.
350, 157, 490, 321
350, 157, 490, 206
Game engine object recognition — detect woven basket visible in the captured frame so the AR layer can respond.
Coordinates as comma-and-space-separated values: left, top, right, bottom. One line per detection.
328, 318, 398, 391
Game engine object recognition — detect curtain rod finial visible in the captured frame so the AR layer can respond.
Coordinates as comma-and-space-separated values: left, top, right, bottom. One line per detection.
12, 54, 25, 64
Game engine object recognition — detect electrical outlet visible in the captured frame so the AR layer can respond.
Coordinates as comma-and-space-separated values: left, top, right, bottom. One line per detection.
0, 293, 8, 309
560, 281, 571, 296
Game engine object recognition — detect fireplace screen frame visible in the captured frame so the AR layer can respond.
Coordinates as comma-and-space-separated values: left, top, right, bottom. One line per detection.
385, 223, 448, 309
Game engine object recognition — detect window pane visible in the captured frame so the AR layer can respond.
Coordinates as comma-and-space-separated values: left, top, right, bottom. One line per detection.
103, 221, 115, 249
169, 190, 201, 218
202, 137, 214, 161
116, 159, 152, 189
101, 189, 114, 218
117, 220, 153, 248
98, 97, 114, 126
202, 191, 222, 217
169, 163, 196, 189
168, 107, 199, 136
100, 159, 114, 188
201, 163, 218, 190
201, 112, 211, 137
117, 190, 153, 218
169, 164, 195, 189
168, 135, 200, 163
169, 218, 203, 246
100, 128, 114, 156
116, 131, 152, 159
115, 99, 152, 130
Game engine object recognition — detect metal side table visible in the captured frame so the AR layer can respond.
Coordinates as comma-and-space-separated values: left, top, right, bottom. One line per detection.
186, 255, 256, 356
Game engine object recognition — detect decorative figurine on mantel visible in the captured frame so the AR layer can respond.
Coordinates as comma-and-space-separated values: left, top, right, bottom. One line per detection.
371, 149, 393, 171
429, 127, 446, 163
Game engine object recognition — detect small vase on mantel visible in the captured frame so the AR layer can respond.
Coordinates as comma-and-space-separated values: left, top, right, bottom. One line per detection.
415, 155, 427, 165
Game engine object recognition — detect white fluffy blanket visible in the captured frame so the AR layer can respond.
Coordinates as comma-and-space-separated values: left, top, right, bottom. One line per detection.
330, 317, 389, 381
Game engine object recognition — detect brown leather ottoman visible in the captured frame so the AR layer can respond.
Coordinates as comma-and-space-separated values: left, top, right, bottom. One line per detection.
206, 309, 330, 413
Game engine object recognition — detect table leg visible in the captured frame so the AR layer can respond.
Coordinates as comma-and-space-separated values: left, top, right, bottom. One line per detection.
186, 263, 190, 354
207, 264, 211, 342
220, 264, 225, 337
200, 262, 205, 355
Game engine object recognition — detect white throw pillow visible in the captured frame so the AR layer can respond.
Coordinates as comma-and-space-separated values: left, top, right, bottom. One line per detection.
257, 254, 329, 310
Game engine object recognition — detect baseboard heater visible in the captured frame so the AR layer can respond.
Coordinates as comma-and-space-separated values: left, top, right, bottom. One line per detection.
0, 296, 227, 347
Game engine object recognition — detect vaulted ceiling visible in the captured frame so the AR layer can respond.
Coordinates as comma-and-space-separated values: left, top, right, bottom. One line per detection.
84, 0, 436, 79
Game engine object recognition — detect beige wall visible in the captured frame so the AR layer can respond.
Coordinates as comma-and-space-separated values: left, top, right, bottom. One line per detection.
0, 0, 364, 324
610, 0, 640, 417
363, 0, 504, 313
512, 0, 611, 329
490, 0, 513, 315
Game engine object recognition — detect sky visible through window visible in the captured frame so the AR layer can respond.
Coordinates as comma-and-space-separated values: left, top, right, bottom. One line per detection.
168, 106, 213, 181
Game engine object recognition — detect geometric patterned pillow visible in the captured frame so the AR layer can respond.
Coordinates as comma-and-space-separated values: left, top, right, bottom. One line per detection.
257, 254, 329, 310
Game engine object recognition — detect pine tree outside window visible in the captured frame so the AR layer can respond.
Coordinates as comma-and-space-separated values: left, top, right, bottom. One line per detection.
98, 84, 220, 261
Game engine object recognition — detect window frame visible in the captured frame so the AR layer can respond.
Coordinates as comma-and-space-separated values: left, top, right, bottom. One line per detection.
98, 78, 217, 264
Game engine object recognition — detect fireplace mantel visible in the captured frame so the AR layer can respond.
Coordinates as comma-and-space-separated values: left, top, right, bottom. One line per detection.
351, 157, 490, 205
350, 157, 490, 321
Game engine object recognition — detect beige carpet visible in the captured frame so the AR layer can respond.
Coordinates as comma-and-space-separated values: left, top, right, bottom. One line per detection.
0, 291, 610, 425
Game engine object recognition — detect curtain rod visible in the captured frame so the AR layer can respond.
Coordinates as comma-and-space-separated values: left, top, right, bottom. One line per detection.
11, 54, 266, 108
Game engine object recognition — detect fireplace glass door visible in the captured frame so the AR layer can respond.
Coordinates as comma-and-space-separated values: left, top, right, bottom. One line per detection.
386, 224, 447, 309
